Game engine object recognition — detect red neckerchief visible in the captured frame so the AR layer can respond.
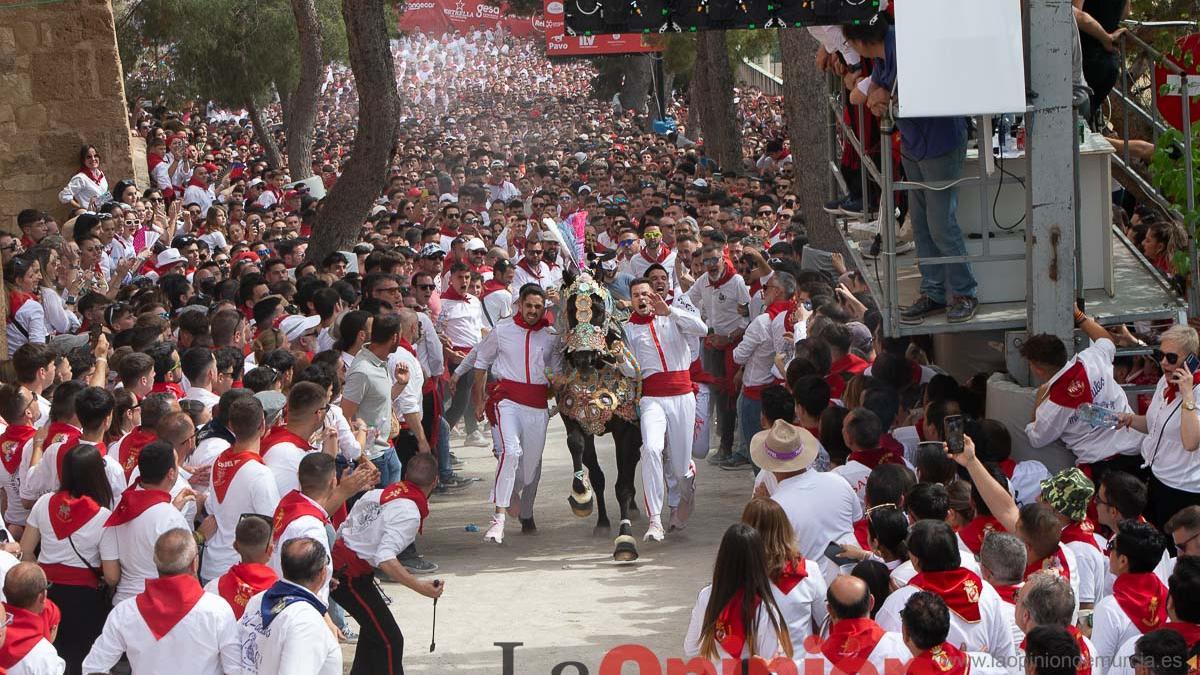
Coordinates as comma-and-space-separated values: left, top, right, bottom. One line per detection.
639, 245, 669, 264
714, 588, 758, 658
998, 458, 1017, 478
118, 427, 159, 480
958, 515, 1005, 555
441, 285, 471, 302
399, 339, 417, 357
849, 447, 900, 470
271, 490, 329, 544
380, 480, 431, 533
821, 618, 887, 674
151, 381, 186, 400
906, 643, 970, 675
1048, 360, 1095, 408
517, 258, 544, 280
43, 423, 81, 457
1113, 572, 1169, 633
0, 603, 51, 668
0, 425, 36, 475
211, 449, 264, 502
853, 518, 870, 548
1025, 546, 1071, 582
1165, 369, 1200, 403
104, 488, 171, 527
830, 353, 870, 378
482, 279, 508, 298
709, 261, 737, 289
628, 309, 658, 325
765, 300, 797, 331
1059, 520, 1102, 551
217, 563, 278, 619
260, 427, 312, 461
7, 291, 34, 322
513, 311, 551, 331
439, 226, 459, 238
135, 574, 205, 640
46, 491, 101, 539
748, 278, 763, 297
81, 166, 105, 185
1164, 622, 1200, 647
773, 557, 809, 594
1019, 626, 1092, 675
909, 568, 984, 622
56, 439, 105, 479
994, 583, 1019, 604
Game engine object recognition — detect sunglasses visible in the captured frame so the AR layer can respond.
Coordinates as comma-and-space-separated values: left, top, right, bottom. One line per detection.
643, 233, 662, 240
757, 210, 773, 217
445, 213, 461, 219
1152, 349, 1184, 365
416, 284, 436, 291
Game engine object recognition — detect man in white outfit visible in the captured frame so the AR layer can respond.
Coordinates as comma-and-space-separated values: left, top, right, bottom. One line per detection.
621, 277, 707, 541
472, 284, 562, 543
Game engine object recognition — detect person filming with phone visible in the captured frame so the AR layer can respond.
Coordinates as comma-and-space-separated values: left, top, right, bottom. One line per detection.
1116, 325, 1200, 528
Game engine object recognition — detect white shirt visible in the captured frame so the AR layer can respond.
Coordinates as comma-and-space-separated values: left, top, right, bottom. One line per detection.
687, 271, 749, 337
261, 437, 313, 498
27, 491, 110, 571
512, 259, 551, 290
1025, 339, 1143, 464
338, 487, 422, 566
1090, 588, 1150, 668
733, 310, 791, 387
481, 288, 514, 328
473, 318, 563, 388
812, 627, 912, 674
7, 296, 47, 358
772, 471, 862, 584
235, 584, 342, 675
181, 387, 221, 416
191, 436, 231, 472
436, 294, 484, 350
415, 311, 444, 377
7, 638, 65, 675
995, 593, 1024, 657
22, 440, 125, 508
388, 346, 425, 418
683, 585, 783, 661
182, 184, 215, 214
628, 247, 677, 285
83, 587, 239, 675
100, 494, 190, 605
1142, 375, 1200, 491
201, 455, 281, 582
486, 180, 521, 204
1063, 537, 1107, 606
268, 494, 331, 602
58, 171, 108, 207
772, 558, 829, 650
878, 574, 1018, 666
621, 308, 708, 381
832, 460, 872, 505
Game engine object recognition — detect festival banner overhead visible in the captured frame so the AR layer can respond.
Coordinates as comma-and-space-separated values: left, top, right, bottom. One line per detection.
542, 0, 663, 56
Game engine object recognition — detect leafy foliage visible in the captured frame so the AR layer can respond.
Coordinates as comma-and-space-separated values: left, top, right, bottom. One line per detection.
1151, 124, 1200, 278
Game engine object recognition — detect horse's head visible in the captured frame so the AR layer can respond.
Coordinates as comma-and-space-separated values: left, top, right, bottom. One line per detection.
560, 274, 616, 374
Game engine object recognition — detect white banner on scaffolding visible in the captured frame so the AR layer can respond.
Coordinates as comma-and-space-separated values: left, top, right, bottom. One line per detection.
893, 0, 1026, 117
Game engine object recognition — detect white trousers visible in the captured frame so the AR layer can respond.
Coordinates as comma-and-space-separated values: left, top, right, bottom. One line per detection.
639, 392, 696, 521
691, 383, 712, 460
489, 400, 548, 511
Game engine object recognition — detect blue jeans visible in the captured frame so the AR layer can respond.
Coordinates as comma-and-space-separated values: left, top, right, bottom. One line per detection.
372, 447, 401, 488
902, 142, 977, 304
735, 392, 763, 465
438, 417, 453, 481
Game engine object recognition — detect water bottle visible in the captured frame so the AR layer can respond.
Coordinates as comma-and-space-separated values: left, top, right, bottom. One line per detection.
998, 114, 1013, 154
1076, 403, 1119, 429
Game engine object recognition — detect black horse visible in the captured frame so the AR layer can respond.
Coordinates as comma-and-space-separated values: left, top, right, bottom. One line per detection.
551, 272, 644, 561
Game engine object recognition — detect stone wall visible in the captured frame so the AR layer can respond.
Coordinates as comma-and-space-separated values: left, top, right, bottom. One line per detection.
0, 0, 135, 233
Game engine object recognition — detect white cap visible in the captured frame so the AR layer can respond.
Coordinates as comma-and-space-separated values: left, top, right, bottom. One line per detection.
692, 178, 708, 189
248, 177, 265, 188
465, 238, 487, 252
279, 314, 321, 342
573, 151, 587, 164
156, 248, 186, 269
438, 193, 458, 204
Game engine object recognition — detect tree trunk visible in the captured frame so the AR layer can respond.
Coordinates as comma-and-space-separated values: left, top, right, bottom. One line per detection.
693, 31, 742, 173
687, 61, 705, 141
618, 54, 652, 115
779, 27, 846, 256
308, 0, 401, 261
247, 99, 284, 170
286, 0, 324, 180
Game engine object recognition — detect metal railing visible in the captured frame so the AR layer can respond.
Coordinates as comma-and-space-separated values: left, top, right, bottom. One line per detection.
736, 58, 782, 96
1108, 20, 1198, 313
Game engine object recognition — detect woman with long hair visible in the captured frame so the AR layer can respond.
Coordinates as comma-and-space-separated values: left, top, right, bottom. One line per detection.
199, 205, 230, 253
28, 242, 82, 335
20, 444, 117, 675
837, 504, 911, 578
741, 498, 828, 648
104, 387, 140, 445
684, 523, 793, 662
59, 145, 109, 209
5, 254, 48, 358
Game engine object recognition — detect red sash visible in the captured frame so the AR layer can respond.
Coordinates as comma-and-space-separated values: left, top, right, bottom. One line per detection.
1048, 360, 1094, 408
490, 380, 549, 410
135, 574, 205, 640
56, 440, 104, 479
909, 568, 983, 622
332, 538, 374, 579
1113, 572, 1169, 633
742, 378, 784, 401
271, 490, 329, 544
1059, 520, 1102, 551
380, 480, 431, 533
117, 427, 159, 480
0, 603, 51, 668
216, 563, 278, 619
0, 425, 36, 475
260, 427, 312, 461
642, 371, 694, 397
46, 491, 101, 539
104, 489, 171, 527
826, 353, 869, 400
906, 643, 970, 675
773, 558, 809, 594
714, 589, 758, 658
211, 450, 264, 502
821, 618, 887, 674
1024, 546, 1071, 582
958, 515, 1005, 555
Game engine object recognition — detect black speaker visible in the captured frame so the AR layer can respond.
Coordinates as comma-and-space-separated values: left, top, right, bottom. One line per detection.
564, 0, 879, 35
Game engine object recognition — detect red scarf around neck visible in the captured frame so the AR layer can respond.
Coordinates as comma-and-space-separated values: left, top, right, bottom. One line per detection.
958, 515, 1005, 555
1165, 369, 1200, 403
628, 309, 659, 325
709, 261, 737, 289
104, 488, 171, 527
260, 427, 313, 460
211, 449, 264, 502
271, 490, 329, 544
136, 574, 205, 640
0, 602, 52, 668
1059, 519, 1102, 551
399, 338, 417, 357
380, 480, 431, 532
47, 491, 102, 539
81, 166, 105, 185
1019, 626, 1092, 675
639, 244, 669, 264
0, 425, 36, 475
1025, 546, 1071, 582
909, 568, 984, 622
1113, 572, 1169, 633
482, 279, 508, 298
773, 557, 809, 594
217, 563, 278, 619
440, 285, 471, 302
513, 311, 551, 331
906, 643, 970, 675
821, 618, 887, 674
1164, 621, 1200, 647
517, 258, 544, 280
118, 427, 159, 480
713, 588, 759, 658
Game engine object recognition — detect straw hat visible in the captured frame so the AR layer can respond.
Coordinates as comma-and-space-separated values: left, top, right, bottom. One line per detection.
749, 420, 819, 473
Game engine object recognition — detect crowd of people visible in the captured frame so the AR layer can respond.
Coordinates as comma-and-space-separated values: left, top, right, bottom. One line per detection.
0, 12, 1196, 675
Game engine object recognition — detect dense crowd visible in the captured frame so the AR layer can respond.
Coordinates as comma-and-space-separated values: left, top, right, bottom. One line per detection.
0, 12, 1196, 675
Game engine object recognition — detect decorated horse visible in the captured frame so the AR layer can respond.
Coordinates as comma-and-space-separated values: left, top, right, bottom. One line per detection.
550, 270, 645, 562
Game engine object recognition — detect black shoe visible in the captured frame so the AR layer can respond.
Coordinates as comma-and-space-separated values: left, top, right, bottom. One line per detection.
520, 517, 537, 534
946, 296, 979, 323
823, 195, 849, 214
720, 456, 754, 471
399, 556, 438, 574
899, 295, 946, 325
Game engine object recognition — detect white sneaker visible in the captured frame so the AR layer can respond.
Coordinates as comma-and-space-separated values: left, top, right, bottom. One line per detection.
484, 516, 505, 544
464, 431, 488, 447
895, 241, 916, 255
643, 519, 665, 542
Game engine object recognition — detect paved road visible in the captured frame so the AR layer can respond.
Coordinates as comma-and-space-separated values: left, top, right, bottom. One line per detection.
346, 420, 756, 673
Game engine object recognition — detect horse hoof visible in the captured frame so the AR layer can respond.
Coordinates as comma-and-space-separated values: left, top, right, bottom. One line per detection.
593, 523, 611, 537
568, 494, 594, 518
613, 534, 639, 562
